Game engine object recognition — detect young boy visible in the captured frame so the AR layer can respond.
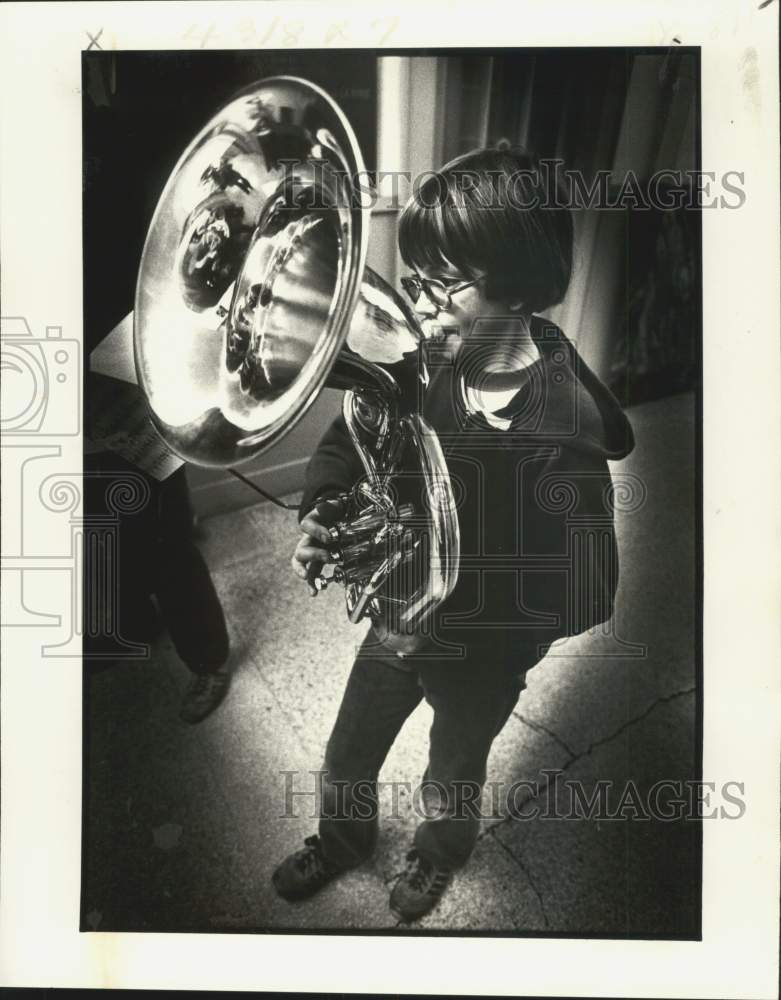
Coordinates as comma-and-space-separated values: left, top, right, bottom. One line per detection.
272, 144, 634, 921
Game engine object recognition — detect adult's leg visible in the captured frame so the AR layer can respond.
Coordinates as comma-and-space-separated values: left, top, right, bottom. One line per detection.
152, 467, 229, 674
318, 636, 424, 868
413, 646, 542, 869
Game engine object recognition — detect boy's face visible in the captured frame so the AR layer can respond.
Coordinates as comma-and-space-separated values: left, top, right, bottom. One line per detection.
410, 262, 512, 363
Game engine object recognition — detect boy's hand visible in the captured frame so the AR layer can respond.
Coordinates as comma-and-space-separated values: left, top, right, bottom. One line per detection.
291, 497, 346, 596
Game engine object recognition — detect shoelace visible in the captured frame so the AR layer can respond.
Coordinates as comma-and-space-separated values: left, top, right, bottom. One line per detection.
404, 849, 450, 894
191, 675, 212, 697
405, 849, 433, 892
191, 671, 228, 694
297, 835, 330, 878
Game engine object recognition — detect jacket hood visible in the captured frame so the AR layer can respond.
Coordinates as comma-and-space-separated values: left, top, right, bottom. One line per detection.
421, 317, 634, 462
491, 318, 635, 461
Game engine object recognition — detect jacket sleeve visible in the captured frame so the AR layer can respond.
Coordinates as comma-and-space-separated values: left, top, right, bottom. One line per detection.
299, 412, 365, 522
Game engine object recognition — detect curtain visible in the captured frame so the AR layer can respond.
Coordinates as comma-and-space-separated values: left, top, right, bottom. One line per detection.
434, 51, 699, 403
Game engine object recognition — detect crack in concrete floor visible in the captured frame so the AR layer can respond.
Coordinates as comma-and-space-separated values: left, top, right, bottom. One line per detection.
512, 711, 577, 759
488, 825, 550, 928
474, 685, 698, 919
569, 685, 696, 765
509, 684, 697, 790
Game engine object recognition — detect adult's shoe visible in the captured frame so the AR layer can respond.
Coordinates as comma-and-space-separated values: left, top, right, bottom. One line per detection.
179, 664, 231, 724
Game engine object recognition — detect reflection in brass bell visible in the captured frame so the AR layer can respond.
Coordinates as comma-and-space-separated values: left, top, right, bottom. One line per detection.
133, 76, 460, 650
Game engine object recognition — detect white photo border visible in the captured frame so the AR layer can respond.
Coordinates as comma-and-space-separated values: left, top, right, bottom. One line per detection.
1, 1, 779, 996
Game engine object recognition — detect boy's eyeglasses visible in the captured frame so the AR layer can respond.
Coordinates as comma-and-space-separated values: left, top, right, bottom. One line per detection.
400, 273, 482, 312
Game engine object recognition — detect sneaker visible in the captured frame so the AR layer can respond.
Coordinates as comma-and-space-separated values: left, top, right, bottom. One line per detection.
272, 835, 345, 901
389, 848, 453, 922
179, 665, 231, 724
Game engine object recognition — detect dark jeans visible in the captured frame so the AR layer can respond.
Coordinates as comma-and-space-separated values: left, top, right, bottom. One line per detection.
83, 451, 229, 673
319, 632, 545, 870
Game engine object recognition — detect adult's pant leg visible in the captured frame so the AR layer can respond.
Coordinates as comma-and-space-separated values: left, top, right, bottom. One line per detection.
152, 467, 230, 674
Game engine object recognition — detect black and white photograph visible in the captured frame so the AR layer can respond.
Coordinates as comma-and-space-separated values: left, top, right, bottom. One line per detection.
0, 2, 779, 995
81, 47, 703, 936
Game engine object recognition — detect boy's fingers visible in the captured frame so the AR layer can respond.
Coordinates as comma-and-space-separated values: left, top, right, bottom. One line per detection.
295, 543, 333, 564
290, 552, 324, 595
291, 556, 308, 579
299, 516, 333, 545
306, 559, 324, 595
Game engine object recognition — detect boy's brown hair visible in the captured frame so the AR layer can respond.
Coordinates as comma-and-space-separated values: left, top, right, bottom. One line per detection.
398, 144, 573, 314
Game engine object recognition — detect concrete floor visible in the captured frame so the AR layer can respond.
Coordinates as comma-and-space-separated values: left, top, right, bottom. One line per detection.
82, 392, 699, 936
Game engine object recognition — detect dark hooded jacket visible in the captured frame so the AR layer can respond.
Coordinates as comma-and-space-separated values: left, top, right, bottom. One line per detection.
301, 317, 634, 657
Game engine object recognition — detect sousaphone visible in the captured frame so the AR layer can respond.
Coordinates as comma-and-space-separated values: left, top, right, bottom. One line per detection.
134, 76, 459, 650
